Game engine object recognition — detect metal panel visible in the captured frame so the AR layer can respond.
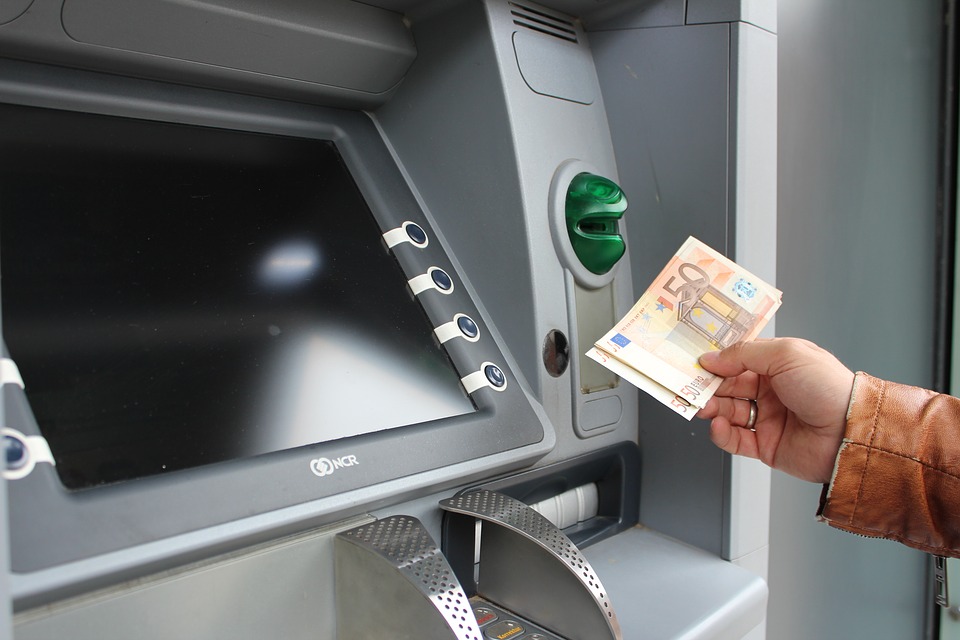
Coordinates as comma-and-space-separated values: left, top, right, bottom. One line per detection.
335, 516, 482, 640
591, 22, 732, 555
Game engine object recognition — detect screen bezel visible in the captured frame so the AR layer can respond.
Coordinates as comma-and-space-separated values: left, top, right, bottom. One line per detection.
0, 60, 551, 602
0, 101, 479, 491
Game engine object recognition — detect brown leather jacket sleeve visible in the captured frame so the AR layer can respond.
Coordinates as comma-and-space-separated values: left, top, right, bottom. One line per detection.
817, 372, 960, 558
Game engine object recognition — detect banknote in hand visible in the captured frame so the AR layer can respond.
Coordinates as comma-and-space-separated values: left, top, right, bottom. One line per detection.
587, 236, 782, 420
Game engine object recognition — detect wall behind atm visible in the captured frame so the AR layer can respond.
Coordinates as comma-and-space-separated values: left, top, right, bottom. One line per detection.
772, 0, 939, 637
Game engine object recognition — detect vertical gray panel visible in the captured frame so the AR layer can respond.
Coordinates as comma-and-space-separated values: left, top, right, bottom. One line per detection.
773, 0, 939, 637
375, 2, 538, 387
592, 23, 732, 555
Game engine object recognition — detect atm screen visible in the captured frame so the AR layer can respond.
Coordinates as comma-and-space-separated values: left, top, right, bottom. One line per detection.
0, 103, 475, 490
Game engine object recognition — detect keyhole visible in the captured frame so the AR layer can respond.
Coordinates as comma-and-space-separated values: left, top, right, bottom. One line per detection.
542, 330, 570, 378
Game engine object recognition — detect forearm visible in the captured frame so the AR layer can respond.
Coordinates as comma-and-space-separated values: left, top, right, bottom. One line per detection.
817, 372, 960, 558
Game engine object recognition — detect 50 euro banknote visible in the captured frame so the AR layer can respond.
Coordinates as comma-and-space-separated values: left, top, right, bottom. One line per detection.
587, 236, 782, 420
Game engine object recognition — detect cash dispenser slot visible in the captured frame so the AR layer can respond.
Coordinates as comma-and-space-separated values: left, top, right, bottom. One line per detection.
466, 442, 640, 548
528, 482, 600, 531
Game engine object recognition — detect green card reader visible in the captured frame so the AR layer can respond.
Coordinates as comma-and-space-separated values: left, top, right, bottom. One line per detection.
564, 173, 627, 275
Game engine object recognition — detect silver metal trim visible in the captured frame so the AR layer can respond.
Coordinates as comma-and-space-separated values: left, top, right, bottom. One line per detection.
336, 515, 483, 640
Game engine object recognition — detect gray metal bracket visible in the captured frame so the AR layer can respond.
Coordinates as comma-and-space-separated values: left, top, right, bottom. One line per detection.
440, 489, 622, 640
335, 515, 483, 640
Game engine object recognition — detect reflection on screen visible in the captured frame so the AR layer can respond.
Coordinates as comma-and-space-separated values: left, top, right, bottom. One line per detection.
0, 103, 475, 489
257, 324, 476, 448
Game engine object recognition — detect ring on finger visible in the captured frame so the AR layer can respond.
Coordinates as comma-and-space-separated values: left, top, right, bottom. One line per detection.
745, 399, 758, 431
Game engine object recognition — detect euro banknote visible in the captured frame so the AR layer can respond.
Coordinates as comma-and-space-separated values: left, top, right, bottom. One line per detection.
588, 236, 782, 420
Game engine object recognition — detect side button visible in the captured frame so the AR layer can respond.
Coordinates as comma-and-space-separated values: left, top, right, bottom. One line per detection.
461, 362, 508, 394
435, 313, 481, 344
2, 427, 55, 481
408, 267, 455, 296
382, 221, 429, 249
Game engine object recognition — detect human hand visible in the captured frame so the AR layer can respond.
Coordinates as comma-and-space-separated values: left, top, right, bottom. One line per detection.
696, 338, 855, 483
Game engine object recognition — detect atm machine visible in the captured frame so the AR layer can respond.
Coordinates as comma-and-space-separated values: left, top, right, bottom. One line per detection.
0, 0, 776, 638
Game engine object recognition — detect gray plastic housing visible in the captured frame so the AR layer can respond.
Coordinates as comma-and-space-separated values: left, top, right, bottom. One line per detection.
0, 58, 553, 604
375, 0, 640, 466
3, 2, 772, 639
0, 0, 416, 108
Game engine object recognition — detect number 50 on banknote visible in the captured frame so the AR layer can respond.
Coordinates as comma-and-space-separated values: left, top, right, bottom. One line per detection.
587, 236, 782, 420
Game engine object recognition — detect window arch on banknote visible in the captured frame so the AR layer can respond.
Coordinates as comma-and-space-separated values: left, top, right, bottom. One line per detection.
679, 287, 757, 349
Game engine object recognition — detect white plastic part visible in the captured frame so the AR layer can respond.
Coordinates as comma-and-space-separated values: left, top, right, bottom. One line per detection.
460, 362, 507, 394
408, 267, 454, 296
1, 358, 23, 388
434, 313, 481, 344
382, 221, 429, 249
529, 483, 600, 530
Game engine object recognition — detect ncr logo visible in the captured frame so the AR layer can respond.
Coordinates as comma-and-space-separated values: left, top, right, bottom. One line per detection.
309, 455, 359, 478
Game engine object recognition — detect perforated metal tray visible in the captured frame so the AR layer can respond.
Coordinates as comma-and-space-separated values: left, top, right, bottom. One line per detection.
440, 489, 621, 640
335, 515, 482, 640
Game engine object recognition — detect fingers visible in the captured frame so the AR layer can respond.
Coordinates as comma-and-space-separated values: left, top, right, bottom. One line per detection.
697, 395, 756, 427
708, 416, 760, 460
698, 338, 787, 378
711, 370, 761, 401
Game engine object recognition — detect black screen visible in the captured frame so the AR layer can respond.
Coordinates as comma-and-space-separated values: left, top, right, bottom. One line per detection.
0, 103, 474, 489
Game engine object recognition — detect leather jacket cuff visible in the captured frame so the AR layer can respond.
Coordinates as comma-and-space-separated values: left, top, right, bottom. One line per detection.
817, 372, 960, 558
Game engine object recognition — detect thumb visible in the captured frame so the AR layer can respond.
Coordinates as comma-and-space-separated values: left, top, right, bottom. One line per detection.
699, 339, 781, 378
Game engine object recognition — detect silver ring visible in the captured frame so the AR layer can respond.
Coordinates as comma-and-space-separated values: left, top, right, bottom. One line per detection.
745, 399, 758, 431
